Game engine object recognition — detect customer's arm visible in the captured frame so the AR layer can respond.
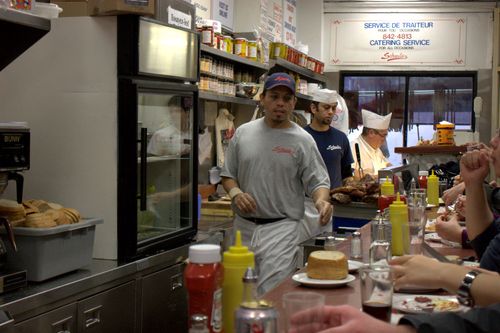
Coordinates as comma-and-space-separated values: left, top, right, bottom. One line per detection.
312, 187, 333, 225
461, 150, 494, 239
391, 255, 500, 306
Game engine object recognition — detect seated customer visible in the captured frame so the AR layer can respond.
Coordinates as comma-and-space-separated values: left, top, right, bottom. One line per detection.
461, 130, 500, 272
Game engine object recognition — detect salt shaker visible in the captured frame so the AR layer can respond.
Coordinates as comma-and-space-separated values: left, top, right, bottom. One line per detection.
324, 236, 336, 251
350, 231, 362, 259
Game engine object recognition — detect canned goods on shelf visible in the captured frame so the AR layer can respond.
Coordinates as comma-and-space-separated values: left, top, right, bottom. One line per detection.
215, 33, 224, 51
298, 52, 308, 68
201, 25, 215, 47
247, 40, 257, 61
234, 38, 248, 57
223, 35, 233, 54
271, 42, 288, 59
307, 56, 316, 72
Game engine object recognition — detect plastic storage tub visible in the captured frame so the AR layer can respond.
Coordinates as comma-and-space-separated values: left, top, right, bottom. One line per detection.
2, 218, 103, 281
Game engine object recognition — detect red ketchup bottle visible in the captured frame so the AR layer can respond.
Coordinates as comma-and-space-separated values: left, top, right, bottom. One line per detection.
185, 244, 224, 333
418, 170, 428, 189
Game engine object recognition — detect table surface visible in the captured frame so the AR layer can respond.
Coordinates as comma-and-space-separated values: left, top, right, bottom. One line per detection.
263, 208, 475, 331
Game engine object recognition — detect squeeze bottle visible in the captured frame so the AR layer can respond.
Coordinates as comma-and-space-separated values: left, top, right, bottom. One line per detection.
222, 231, 255, 333
427, 170, 439, 206
380, 177, 395, 195
389, 193, 409, 256
184, 244, 224, 333
418, 170, 428, 189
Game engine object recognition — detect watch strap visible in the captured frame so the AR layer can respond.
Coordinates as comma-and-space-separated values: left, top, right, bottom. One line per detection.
457, 269, 481, 307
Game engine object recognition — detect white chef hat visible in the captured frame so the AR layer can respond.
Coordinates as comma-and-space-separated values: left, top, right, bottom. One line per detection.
361, 109, 392, 130
311, 89, 338, 105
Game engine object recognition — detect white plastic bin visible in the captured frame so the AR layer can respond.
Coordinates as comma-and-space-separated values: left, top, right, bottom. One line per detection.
2, 218, 103, 281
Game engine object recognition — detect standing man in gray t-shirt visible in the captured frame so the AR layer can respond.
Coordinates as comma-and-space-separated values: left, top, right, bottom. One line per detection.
221, 72, 333, 295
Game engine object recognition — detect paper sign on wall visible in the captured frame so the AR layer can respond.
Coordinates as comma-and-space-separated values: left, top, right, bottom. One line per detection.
211, 0, 234, 31
328, 13, 467, 66
192, 0, 211, 26
260, 0, 283, 42
283, 0, 296, 47
168, 6, 192, 30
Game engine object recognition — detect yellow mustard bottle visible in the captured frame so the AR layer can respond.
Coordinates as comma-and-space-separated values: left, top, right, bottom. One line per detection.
222, 230, 255, 333
380, 177, 395, 196
389, 192, 409, 256
427, 170, 439, 206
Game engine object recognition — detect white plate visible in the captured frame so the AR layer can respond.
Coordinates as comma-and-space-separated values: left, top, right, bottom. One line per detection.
292, 273, 356, 288
393, 295, 465, 314
348, 260, 365, 273
426, 204, 437, 210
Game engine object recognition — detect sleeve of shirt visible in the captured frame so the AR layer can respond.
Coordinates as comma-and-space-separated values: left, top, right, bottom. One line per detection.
398, 303, 500, 333
300, 136, 330, 196
470, 216, 500, 272
220, 128, 239, 180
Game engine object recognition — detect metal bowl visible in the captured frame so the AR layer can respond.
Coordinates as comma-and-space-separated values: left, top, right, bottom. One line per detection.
235, 83, 261, 98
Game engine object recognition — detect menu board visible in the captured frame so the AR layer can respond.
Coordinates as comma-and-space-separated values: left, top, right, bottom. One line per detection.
260, 0, 283, 42
328, 13, 467, 66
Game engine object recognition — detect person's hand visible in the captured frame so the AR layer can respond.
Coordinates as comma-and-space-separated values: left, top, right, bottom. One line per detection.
453, 174, 462, 186
460, 150, 491, 184
442, 182, 465, 206
454, 195, 466, 219
233, 192, 257, 214
288, 305, 412, 333
435, 214, 463, 243
315, 199, 334, 226
390, 255, 449, 290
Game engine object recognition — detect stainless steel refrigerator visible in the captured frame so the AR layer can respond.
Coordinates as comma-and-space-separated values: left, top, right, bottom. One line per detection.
117, 16, 199, 262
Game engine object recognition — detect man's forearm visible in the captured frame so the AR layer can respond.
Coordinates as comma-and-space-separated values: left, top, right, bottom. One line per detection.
465, 181, 494, 239
312, 187, 330, 204
221, 177, 240, 194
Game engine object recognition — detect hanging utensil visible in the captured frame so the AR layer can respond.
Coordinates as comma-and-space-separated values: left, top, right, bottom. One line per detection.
355, 143, 364, 178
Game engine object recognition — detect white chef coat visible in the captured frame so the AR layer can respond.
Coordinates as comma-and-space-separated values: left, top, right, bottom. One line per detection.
350, 135, 390, 177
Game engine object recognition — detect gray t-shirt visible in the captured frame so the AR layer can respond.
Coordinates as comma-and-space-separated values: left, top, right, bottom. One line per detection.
221, 118, 330, 221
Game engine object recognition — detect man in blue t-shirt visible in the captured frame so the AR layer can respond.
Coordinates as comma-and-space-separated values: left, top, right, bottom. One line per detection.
299, 89, 354, 242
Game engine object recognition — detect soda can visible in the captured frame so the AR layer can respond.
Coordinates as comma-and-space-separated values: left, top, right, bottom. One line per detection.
235, 301, 278, 333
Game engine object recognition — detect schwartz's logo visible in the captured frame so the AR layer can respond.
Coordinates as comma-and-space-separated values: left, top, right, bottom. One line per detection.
274, 75, 292, 83
272, 146, 294, 155
381, 52, 408, 62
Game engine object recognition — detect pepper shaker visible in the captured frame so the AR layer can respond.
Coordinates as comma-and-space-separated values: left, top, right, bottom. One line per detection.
324, 236, 336, 251
350, 231, 362, 259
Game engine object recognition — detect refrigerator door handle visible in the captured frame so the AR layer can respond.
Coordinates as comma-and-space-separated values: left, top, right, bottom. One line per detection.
140, 127, 147, 211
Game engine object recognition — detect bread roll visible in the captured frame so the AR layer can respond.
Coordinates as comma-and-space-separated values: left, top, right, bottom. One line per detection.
307, 250, 348, 280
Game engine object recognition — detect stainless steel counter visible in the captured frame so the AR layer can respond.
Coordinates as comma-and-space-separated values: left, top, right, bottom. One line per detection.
0, 231, 221, 323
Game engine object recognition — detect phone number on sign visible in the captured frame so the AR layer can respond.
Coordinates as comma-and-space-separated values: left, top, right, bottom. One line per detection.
383, 34, 412, 39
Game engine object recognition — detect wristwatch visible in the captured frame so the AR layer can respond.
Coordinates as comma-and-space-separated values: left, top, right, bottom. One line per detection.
457, 269, 481, 307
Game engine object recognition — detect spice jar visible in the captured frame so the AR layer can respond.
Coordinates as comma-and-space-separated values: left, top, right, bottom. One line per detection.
350, 231, 362, 259
200, 25, 215, 47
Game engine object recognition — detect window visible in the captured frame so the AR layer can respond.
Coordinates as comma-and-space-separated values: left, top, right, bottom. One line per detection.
340, 71, 476, 165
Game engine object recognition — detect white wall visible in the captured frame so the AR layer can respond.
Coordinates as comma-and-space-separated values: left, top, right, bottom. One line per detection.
0, 17, 118, 259
296, 0, 323, 59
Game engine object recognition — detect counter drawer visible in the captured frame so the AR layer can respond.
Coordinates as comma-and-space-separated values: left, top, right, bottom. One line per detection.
14, 303, 77, 333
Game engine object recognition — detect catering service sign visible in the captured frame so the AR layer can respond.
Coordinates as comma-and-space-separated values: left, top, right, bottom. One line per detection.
328, 13, 467, 66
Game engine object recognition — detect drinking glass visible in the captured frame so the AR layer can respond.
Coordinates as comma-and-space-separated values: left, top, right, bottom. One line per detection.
407, 189, 427, 255
283, 291, 325, 332
360, 265, 393, 322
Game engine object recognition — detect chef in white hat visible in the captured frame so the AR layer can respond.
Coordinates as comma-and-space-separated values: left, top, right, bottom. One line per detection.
298, 89, 354, 244
350, 109, 392, 178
